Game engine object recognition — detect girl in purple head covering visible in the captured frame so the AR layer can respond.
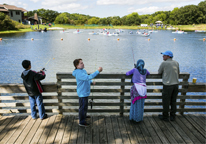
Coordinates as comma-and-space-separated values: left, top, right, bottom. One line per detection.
126, 59, 150, 122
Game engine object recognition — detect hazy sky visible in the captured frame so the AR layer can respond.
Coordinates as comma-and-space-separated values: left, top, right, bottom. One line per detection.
1, 0, 203, 17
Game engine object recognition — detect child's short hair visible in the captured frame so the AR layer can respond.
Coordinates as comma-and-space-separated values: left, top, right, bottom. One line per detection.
22, 60, 31, 69
73, 58, 82, 69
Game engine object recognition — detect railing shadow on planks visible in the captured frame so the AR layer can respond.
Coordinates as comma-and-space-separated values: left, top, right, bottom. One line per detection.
0, 72, 205, 116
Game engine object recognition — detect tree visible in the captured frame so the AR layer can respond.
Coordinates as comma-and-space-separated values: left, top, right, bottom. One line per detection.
125, 12, 141, 26
111, 16, 121, 25
54, 13, 69, 24
87, 17, 99, 25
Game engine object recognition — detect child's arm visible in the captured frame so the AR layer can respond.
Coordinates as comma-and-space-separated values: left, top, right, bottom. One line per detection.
77, 70, 99, 81
126, 68, 135, 76
34, 70, 46, 81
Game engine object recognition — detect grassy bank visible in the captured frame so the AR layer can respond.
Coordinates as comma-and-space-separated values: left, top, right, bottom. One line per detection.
0, 24, 205, 34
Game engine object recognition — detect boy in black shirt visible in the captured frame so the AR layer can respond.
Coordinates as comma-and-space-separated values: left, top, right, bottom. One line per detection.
21, 60, 47, 120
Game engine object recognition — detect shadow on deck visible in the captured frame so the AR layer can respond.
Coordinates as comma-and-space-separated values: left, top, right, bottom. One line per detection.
0, 114, 205, 144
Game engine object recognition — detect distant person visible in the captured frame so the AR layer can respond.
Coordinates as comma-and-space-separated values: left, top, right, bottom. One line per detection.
21, 60, 47, 120
158, 51, 180, 121
72, 59, 103, 127
126, 59, 150, 122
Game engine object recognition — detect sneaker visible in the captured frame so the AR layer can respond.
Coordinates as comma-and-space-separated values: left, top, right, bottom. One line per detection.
32, 117, 37, 120
41, 114, 48, 120
158, 114, 169, 122
79, 123, 90, 127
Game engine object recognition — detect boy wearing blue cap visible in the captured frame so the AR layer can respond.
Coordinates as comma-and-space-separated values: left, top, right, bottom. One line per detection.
158, 51, 180, 121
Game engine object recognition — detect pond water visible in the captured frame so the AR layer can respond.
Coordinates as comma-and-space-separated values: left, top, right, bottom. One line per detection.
0, 29, 205, 114
0, 29, 205, 84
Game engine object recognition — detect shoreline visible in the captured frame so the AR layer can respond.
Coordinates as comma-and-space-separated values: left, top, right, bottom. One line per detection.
0, 24, 205, 34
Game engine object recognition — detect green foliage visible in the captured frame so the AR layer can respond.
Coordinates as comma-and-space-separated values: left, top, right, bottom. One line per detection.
87, 17, 99, 25
54, 13, 70, 24
0, 13, 16, 31
124, 12, 141, 26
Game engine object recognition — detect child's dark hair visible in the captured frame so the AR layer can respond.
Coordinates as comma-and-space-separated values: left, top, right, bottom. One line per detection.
73, 58, 82, 69
22, 60, 31, 69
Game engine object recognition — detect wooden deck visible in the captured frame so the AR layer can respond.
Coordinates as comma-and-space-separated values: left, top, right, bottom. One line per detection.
0, 114, 205, 144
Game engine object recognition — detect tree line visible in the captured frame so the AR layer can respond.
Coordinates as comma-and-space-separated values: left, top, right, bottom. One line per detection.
25, 1, 205, 26
1, 0, 205, 30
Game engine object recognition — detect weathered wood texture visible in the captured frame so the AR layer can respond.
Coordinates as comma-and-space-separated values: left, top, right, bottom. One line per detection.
0, 73, 205, 115
0, 114, 205, 144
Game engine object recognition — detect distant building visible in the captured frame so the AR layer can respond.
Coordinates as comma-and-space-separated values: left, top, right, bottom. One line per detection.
0, 4, 27, 23
28, 13, 43, 25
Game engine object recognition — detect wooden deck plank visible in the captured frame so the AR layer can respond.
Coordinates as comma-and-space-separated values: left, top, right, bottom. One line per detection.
186, 115, 206, 138
162, 121, 186, 144
175, 116, 201, 143
153, 115, 177, 143
0, 116, 19, 141
30, 117, 49, 144
0, 116, 9, 126
0, 114, 205, 144
77, 121, 85, 144
22, 118, 42, 144
200, 115, 206, 123
92, 116, 100, 144
46, 115, 62, 143
111, 116, 123, 144
61, 116, 74, 144
118, 116, 130, 144
139, 117, 154, 144
169, 117, 193, 143
15, 116, 36, 144
143, 115, 162, 144
106, 116, 115, 144
69, 117, 79, 144
0, 116, 14, 133
6, 116, 31, 144
85, 116, 92, 144
190, 114, 206, 132
0, 116, 26, 144
133, 121, 146, 143
38, 115, 56, 144
53, 116, 68, 144
99, 116, 107, 144
177, 115, 206, 143
148, 115, 169, 144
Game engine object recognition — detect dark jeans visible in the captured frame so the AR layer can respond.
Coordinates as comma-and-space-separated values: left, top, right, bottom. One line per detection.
79, 97, 88, 124
29, 94, 46, 119
162, 84, 179, 118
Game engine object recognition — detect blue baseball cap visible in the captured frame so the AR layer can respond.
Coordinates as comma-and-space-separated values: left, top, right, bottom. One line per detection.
161, 50, 173, 58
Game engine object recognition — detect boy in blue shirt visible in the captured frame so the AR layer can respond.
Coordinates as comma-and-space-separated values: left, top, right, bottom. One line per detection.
72, 58, 103, 127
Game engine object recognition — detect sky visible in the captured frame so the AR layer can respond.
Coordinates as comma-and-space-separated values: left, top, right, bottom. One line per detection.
0, 0, 203, 18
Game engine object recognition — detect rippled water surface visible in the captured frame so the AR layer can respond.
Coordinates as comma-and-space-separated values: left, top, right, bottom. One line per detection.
0, 29, 205, 83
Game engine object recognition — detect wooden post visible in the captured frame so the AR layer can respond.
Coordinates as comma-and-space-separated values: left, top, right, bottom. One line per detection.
120, 77, 125, 117
180, 74, 190, 115
57, 77, 63, 115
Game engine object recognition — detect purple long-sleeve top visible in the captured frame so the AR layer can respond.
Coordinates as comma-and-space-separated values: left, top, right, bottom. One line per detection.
126, 68, 150, 83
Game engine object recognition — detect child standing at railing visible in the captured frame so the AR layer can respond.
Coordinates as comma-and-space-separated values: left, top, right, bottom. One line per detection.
126, 59, 150, 122
72, 58, 103, 127
21, 60, 47, 120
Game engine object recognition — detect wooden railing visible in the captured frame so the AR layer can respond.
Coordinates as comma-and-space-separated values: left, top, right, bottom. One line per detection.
0, 73, 205, 116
